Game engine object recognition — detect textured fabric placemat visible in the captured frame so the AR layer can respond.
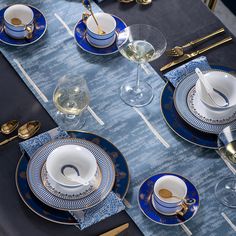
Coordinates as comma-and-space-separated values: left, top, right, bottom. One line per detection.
1, 1, 235, 235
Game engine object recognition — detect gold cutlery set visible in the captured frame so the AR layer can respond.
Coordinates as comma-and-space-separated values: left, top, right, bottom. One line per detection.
161, 28, 233, 71
0, 120, 40, 146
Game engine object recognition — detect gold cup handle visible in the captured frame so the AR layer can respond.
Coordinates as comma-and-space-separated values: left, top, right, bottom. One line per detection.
25, 24, 33, 39
176, 202, 189, 217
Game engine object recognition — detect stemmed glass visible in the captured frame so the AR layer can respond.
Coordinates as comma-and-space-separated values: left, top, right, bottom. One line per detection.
215, 126, 236, 207
53, 76, 90, 130
116, 24, 167, 107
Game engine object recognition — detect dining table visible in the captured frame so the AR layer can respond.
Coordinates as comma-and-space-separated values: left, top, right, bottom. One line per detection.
0, 0, 236, 235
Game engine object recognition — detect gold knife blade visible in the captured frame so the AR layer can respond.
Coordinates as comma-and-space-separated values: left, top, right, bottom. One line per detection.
160, 36, 233, 72
99, 223, 129, 236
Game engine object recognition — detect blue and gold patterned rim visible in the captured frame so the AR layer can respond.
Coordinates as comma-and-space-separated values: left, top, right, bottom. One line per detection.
138, 172, 200, 226
0, 5, 47, 46
160, 65, 236, 149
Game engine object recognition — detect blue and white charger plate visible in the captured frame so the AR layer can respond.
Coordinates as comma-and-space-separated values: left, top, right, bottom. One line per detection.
161, 66, 236, 149
16, 131, 129, 224
27, 138, 115, 211
0, 5, 47, 46
74, 15, 126, 55
138, 173, 199, 226
174, 68, 236, 134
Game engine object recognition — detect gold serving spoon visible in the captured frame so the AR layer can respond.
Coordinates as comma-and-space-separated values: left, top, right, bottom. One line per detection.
0, 120, 19, 135
136, 0, 152, 5
0, 121, 40, 146
82, 0, 106, 35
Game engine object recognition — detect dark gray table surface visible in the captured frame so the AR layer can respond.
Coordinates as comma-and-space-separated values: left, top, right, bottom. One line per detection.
0, 0, 235, 235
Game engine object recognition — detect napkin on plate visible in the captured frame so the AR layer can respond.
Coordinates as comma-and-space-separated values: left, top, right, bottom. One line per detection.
19, 127, 125, 230
164, 56, 211, 87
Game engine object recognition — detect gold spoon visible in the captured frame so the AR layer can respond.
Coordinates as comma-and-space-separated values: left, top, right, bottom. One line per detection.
0, 121, 40, 146
0, 120, 19, 135
136, 0, 152, 5
82, 0, 106, 35
159, 189, 196, 204
120, 0, 135, 3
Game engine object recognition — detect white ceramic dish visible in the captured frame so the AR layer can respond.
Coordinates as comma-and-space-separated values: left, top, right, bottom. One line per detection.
196, 70, 236, 110
46, 144, 98, 189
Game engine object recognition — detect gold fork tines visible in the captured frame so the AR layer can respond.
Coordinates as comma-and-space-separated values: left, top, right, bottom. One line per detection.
166, 28, 225, 57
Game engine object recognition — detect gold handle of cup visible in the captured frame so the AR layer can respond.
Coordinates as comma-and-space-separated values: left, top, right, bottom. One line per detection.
176, 202, 188, 216
25, 25, 33, 39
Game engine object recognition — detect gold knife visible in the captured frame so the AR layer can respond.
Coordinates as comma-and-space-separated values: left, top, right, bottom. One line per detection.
160, 36, 233, 72
99, 223, 129, 236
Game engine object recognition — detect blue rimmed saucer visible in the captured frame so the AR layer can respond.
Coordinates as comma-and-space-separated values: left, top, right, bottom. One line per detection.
27, 138, 115, 211
161, 65, 236, 149
74, 15, 126, 56
138, 173, 199, 226
16, 131, 129, 224
0, 5, 47, 46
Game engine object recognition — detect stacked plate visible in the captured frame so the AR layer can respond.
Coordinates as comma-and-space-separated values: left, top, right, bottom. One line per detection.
161, 65, 236, 149
16, 131, 130, 224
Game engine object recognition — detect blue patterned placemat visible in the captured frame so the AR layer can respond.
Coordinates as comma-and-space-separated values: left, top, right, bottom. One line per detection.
1, 1, 235, 235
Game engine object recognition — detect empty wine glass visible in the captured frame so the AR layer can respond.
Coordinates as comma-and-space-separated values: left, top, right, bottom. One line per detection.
116, 24, 167, 107
215, 126, 236, 207
53, 76, 90, 130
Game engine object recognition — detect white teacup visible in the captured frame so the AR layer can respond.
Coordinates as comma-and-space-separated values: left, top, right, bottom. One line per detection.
4, 4, 34, 39
46, 144, 98, 195
86, 12, 116, 48
152, 175, 187, 215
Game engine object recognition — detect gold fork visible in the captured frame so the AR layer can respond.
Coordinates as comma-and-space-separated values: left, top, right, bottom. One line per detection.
166, 28, 225, 57
99, 223, 129, 236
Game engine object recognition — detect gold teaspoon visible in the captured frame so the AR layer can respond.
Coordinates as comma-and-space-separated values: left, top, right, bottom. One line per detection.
0, 121, 40, 146
82, 0, 106, 35
0, 120, 19, 135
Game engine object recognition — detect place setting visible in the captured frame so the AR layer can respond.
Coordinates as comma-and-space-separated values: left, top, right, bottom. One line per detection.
159, 26, 236, 149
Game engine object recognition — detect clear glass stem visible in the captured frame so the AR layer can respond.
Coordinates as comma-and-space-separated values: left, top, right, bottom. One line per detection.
135, 63, 141, 94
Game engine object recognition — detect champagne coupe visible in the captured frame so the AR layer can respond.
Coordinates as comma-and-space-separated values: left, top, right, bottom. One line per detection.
116, 24, 167, 107
215, 126, 236, 207
53, 76, 90, 130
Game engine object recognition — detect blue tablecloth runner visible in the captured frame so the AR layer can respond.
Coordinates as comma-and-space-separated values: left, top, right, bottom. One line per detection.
1, 0, 236, 235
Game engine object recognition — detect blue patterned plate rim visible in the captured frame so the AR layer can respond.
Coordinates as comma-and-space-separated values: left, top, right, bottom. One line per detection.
173, 70, 236, 134
0, 5, 47, 46
15, 131, 130, 225
67, 130, 130, 200
138, 173, 200, 226
160, 65, 235, 149
73, 15, 127, 56
27, 138, 115, 211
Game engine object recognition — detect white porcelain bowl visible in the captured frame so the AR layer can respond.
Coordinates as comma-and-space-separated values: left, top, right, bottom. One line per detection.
152, 175, 187, 215
46, 144, 98, 188
4, 4, 34, 39
196, 70, 236, 110
86, 12, 116, 48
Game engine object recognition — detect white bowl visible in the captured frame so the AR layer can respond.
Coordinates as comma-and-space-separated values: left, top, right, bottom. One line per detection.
196, 70, 236, 110
46, 144, 97, 188
153, 175, 187, 215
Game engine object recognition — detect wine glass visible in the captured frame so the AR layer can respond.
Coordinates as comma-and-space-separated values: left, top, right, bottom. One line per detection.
116, 24, 167, 107
215, 126, 236, 207
53, 76, 90, 130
